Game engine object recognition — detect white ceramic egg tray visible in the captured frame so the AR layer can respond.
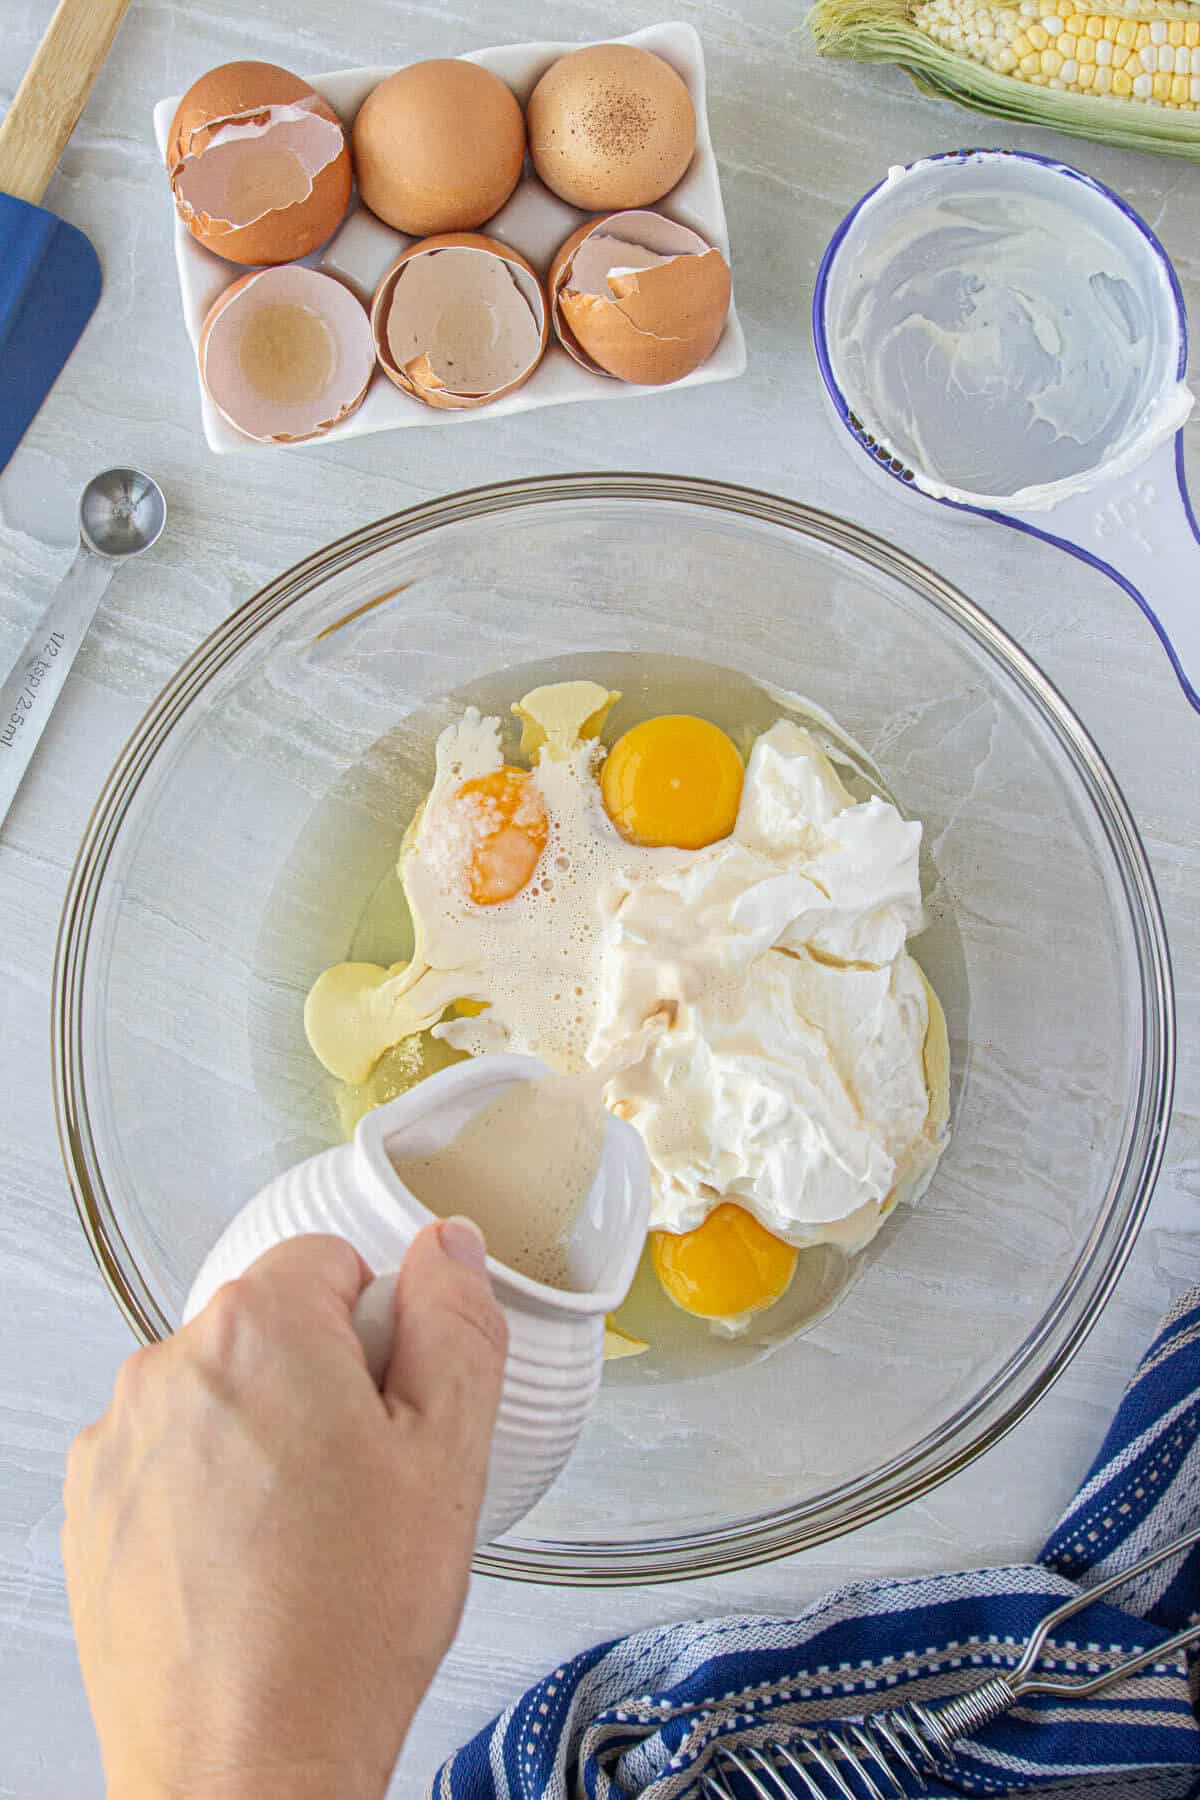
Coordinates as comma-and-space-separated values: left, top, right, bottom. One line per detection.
152, 21, 746, 455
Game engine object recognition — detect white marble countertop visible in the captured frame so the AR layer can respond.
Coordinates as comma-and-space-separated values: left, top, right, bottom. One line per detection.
1, 2, 1197, 1794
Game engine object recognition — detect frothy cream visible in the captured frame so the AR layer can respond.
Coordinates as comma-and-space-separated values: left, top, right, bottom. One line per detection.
391, 1074, 607, 1291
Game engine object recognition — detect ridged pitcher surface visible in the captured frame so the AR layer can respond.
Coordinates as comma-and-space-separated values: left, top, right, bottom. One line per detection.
184, 1055, 650, 1546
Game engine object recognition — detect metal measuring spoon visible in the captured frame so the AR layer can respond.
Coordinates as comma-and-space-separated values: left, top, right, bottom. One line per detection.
0, 468, 165, 830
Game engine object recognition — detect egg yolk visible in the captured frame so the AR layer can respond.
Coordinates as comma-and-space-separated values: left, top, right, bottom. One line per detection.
601, 715, 743, 849
453, 767, 549, 905
652, 1203, 798, 1321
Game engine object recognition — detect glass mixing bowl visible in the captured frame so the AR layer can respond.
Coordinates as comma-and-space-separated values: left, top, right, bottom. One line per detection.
54, 474, 1173, 1584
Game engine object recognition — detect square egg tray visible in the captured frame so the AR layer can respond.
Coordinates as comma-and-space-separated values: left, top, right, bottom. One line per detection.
152, 21, 747, 454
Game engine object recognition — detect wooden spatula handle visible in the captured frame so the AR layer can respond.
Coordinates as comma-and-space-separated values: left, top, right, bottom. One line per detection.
0, 0, 132, 206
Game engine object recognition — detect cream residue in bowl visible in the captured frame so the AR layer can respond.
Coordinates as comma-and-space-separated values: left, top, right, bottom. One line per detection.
826, 159, 1192, 512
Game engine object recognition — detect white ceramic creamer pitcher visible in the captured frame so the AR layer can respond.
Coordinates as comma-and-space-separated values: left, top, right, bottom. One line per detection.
184, 1054, 651, 1545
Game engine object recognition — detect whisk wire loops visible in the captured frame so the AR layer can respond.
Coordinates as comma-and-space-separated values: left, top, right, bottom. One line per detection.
700, 1523, 1200, 1800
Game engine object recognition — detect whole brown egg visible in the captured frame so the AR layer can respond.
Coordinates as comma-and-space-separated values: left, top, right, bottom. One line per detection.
353, 60, 526, 236
527, 44, 696, 211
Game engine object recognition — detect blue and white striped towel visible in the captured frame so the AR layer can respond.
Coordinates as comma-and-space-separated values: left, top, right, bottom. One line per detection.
433, 1287, 1200, 1800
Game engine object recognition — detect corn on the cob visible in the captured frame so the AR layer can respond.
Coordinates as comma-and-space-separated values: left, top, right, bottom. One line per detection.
922, 0, 1200, 100
810, 0, 1200, 157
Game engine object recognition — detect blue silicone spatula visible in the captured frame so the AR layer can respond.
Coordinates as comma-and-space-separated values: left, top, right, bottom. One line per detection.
0, 0, 132, 474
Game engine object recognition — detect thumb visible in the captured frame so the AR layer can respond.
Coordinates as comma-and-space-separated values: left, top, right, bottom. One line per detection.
384, 1218, 507, 1464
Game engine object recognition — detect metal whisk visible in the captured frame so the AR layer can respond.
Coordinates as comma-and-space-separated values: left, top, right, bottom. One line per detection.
702, 1522, 1200, 1800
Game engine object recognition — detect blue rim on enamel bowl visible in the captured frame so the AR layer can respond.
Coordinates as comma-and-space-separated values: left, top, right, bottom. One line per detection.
811, 147, 1200, 714
52, 473, 1175, 1585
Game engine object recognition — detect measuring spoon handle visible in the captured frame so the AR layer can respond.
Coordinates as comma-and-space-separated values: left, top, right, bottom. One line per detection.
0, 544, 114, 830
1008, 437, 1200, 716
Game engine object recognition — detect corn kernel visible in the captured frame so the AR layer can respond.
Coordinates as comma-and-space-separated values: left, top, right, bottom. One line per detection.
882, 0, 1200, 105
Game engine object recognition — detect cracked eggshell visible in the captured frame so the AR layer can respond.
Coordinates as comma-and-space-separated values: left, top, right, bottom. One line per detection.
199, 264, 375, 444
371, 234, 548, 411
167, 61, 351, 266
353, 61, 525, 237
548, 210, 731, 386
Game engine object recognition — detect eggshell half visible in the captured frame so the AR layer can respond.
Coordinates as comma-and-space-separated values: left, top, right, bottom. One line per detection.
199, 264, 375, 443
167, 61, 351, 266
528, 44, 696, 211
353, 61, 525, 236
549, 211, 731, 386
372, 234, 548, 410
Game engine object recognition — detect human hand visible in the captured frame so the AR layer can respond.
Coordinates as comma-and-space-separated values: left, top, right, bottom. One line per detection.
63, 1221, 506, 1800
